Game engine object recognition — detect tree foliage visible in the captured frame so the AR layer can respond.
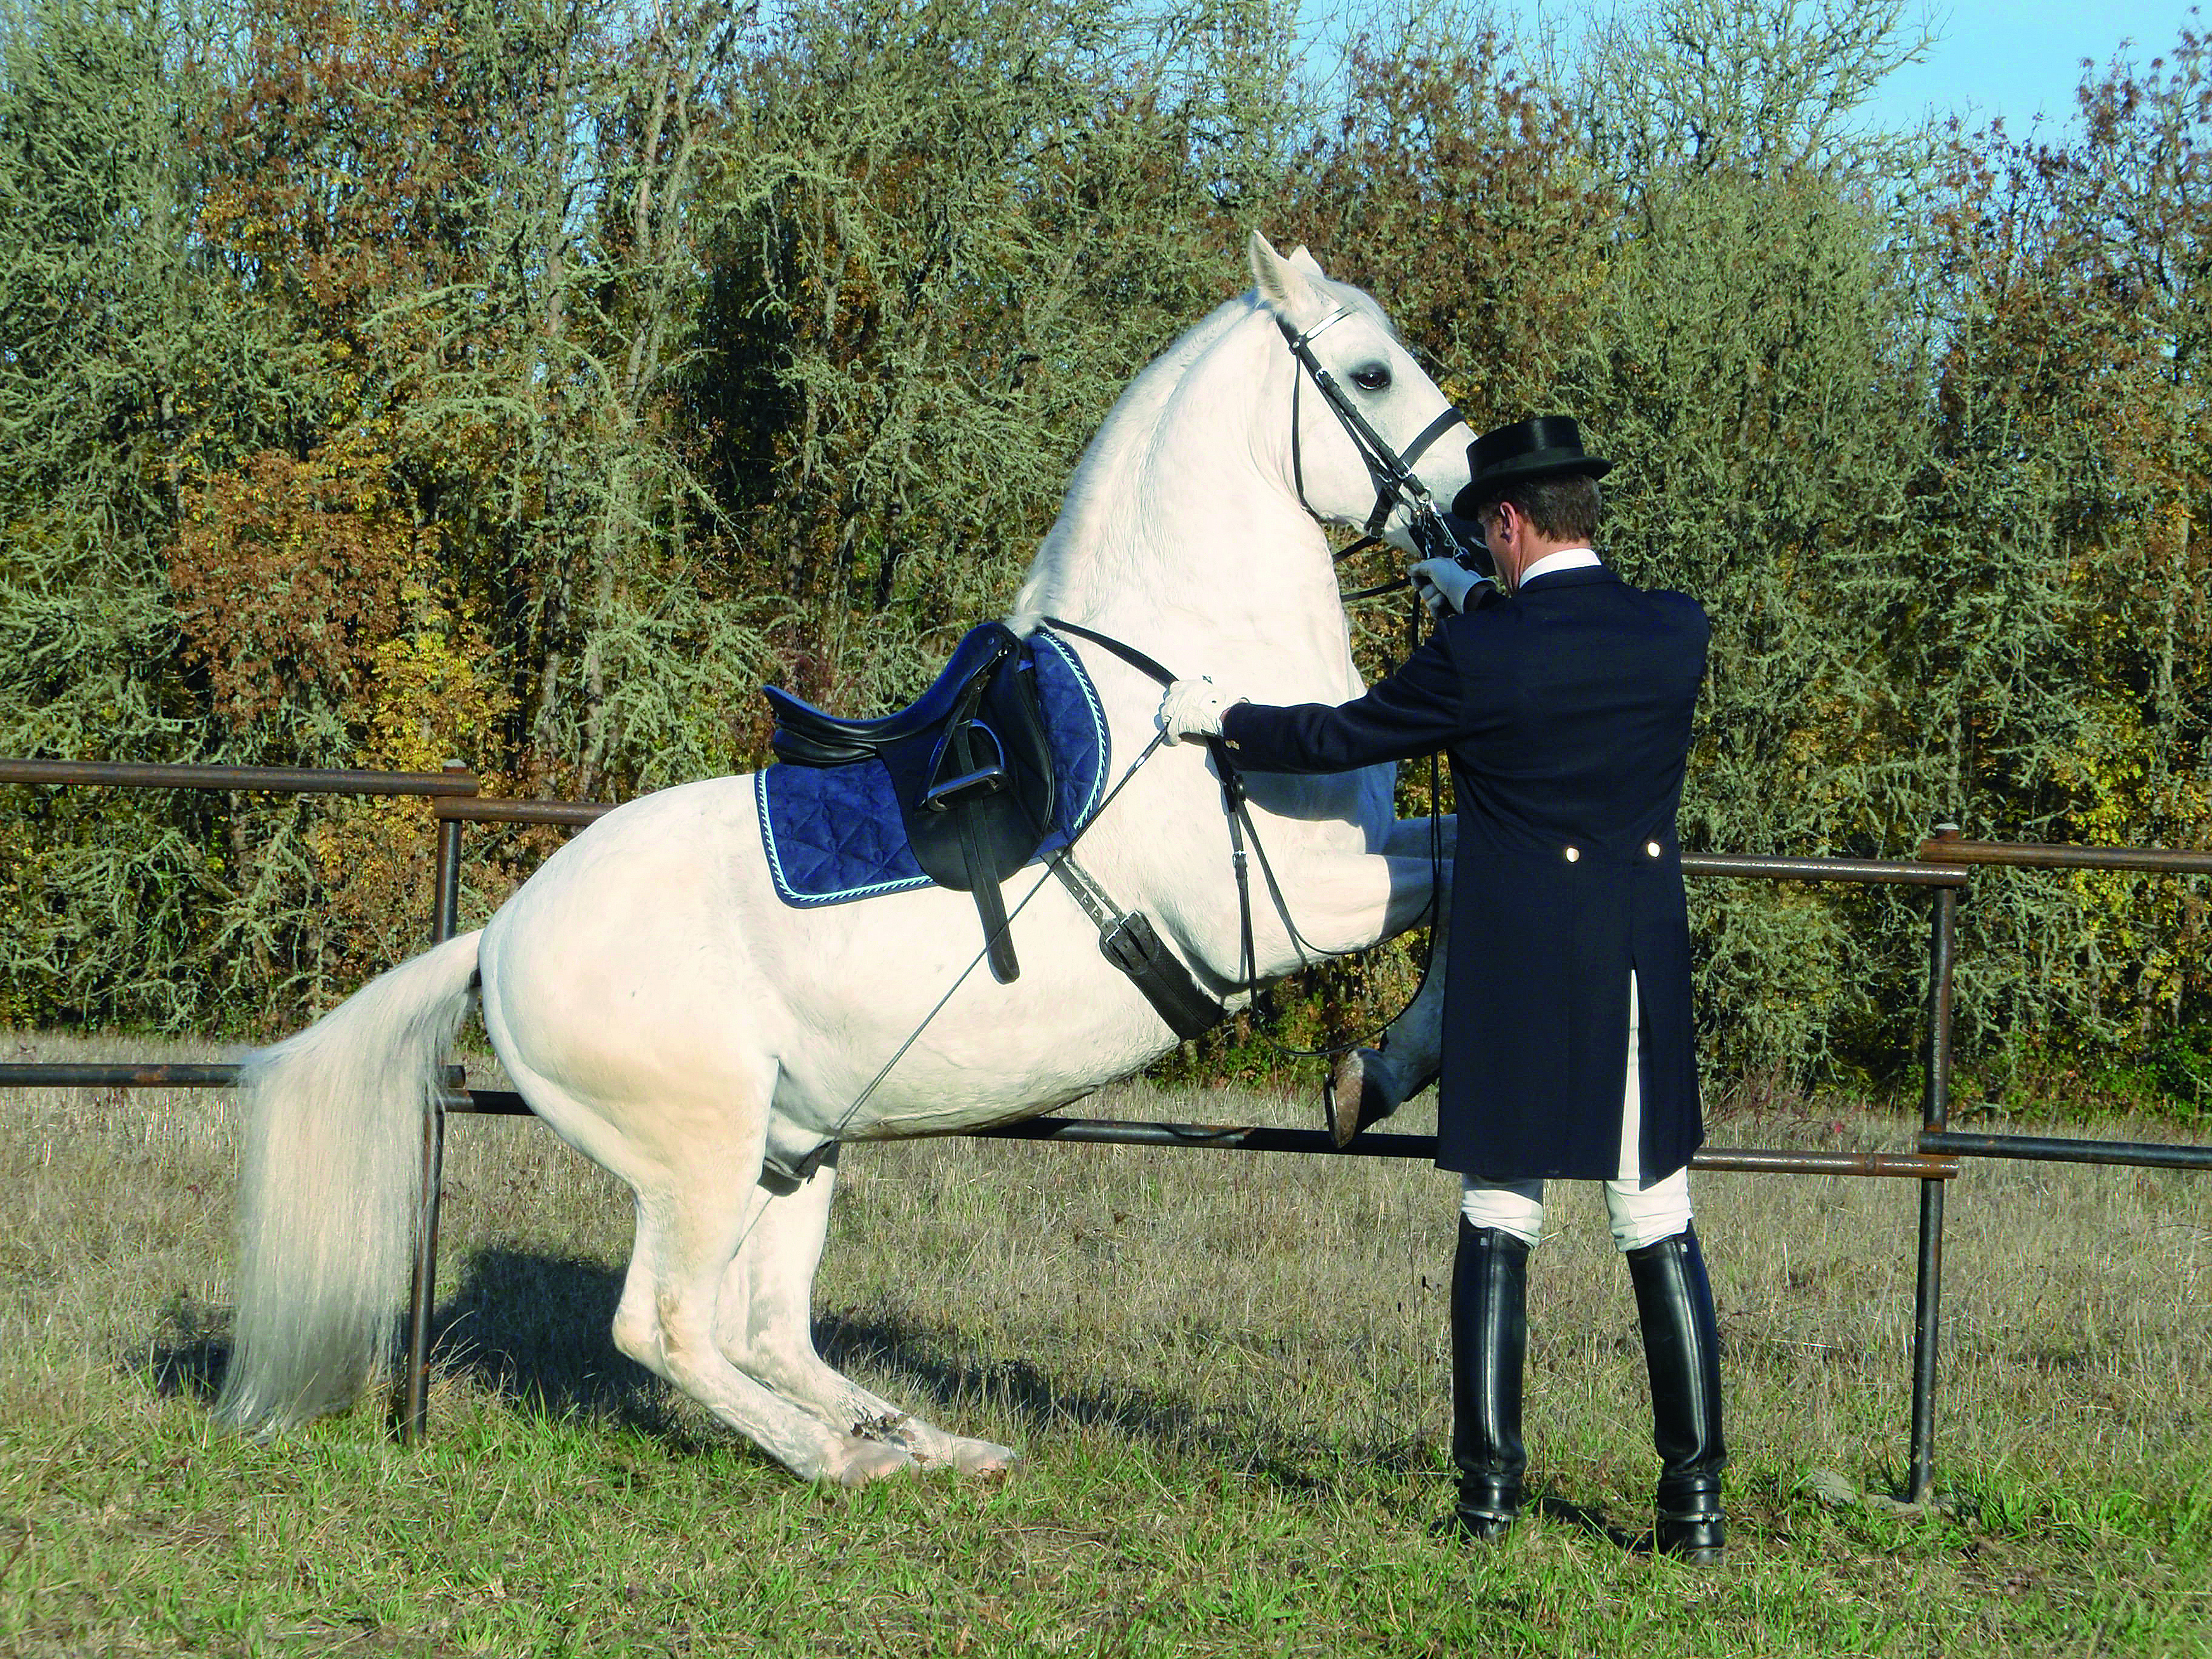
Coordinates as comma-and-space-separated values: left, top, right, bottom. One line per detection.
3, 0, 2211, 1109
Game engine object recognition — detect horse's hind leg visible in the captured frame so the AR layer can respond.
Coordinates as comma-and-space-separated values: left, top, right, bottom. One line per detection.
713, 1151, 1017, 1477
598, 1127, 917, 1486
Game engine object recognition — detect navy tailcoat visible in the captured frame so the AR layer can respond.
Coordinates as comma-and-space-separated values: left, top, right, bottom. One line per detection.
1219, 565, 1709, 1182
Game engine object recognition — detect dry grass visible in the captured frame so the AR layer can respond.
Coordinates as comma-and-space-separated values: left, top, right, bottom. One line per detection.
1, 1028, 2209, 1655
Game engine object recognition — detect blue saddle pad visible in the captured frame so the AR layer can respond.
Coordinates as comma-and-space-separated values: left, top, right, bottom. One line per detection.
755, 630, 1109, 907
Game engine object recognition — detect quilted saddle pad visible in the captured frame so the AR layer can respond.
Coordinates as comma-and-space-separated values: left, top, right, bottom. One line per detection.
755, 629, 1109, 907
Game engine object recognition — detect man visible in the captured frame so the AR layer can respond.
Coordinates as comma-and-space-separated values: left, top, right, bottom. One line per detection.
1157, 416, 1725, 1561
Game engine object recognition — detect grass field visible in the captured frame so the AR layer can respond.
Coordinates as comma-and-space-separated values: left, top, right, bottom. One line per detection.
3, 1029, 2209, 1656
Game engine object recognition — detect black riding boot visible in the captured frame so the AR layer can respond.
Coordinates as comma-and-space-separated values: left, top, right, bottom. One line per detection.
1451, 1218, 1529, 1540
1626, 1224, 1728, 1564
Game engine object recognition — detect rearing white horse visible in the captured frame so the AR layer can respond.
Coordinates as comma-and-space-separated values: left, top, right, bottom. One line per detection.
216, 233, 1471, 1483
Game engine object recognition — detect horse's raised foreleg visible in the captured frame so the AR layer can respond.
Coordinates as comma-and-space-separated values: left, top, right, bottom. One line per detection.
1327, 816, 1453, 1137
712, 1151, 1017, 1477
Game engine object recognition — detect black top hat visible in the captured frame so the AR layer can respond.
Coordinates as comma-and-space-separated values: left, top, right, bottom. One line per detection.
1450, 416, 1612, 519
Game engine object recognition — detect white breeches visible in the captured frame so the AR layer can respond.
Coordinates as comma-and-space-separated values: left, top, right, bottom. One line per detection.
1459, 973, 1695, 1252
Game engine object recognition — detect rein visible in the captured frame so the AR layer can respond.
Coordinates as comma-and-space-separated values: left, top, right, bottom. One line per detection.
1043, 616, 1444, 1061
817, 322, 1473, 1134
818, 715, 1176, 1149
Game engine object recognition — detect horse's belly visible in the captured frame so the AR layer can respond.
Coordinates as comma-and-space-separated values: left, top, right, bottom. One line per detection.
758, 878, 1177, 1134
477, 776, 1176, 1140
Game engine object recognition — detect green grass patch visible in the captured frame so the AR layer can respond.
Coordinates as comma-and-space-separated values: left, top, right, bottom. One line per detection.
3, 1031, 2209, 1655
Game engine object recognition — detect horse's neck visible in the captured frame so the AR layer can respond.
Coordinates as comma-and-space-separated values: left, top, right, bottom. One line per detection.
1016, 315, 1365, 705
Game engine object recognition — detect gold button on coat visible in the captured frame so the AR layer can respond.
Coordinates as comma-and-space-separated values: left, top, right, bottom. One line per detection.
1563, 846, 1580, 862
1646, 840, 1662, 857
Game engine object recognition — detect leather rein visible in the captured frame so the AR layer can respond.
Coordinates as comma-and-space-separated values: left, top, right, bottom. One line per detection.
1042, 616, 1443, 1061
1023, 308, 1462, 1050
828, 314, 1469, 1137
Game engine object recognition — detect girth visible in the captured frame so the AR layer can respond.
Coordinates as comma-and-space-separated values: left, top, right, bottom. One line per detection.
764, 623, 1056, 982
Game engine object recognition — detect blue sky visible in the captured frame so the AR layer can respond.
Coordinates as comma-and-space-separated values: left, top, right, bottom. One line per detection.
1869, 1, 2204, 133
1294, 2, 2205, 136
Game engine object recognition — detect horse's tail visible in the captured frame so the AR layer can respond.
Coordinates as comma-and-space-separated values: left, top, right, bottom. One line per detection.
215, 929, 484, 1433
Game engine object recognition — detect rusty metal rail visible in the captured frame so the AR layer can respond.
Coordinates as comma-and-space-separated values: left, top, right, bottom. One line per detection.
438, 1084, 1955, 1175
0, 1062, 243, 1088
0, 759, 480, 796
970, 1118, 1959, 1178
1685, 851, 1967, 888
1921, 1130, 2212, 1171
1919, 831, 2212, 877
1915, 828, 2212, 1172
435, 796, 611, 827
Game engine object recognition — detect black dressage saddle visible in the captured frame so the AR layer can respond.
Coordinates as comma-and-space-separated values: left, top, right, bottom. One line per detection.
763, 623, 1055, 982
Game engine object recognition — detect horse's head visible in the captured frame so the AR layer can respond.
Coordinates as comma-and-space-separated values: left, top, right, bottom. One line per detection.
1246, 230, 1474, 558
1016, 235, 1477, 642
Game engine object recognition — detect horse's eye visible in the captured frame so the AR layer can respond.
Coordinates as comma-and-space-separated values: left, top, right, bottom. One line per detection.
1351, 364, 1391, 392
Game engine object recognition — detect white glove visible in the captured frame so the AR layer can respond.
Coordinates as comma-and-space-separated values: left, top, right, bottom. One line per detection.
1156, 677, 1247, 743
1410, 557, 1485, 618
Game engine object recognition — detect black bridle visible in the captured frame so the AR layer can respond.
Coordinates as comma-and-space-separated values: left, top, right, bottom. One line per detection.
1275, 308, 1481, 602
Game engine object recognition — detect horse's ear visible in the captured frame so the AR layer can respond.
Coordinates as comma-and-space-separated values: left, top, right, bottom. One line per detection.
1248, 228, 1324, 325
1287, 244, 1327, 279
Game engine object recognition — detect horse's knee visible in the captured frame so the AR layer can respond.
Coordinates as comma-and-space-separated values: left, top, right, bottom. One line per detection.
612, 1288, 664, 1373
612, 1315, 661, 1373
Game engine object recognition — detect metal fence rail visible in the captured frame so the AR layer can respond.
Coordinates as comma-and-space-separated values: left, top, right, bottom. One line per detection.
0, 758, 480, 796
1916, 827, 2212, 1180
10, 757, 2208, 1507
1919, 1130, 2212, 1170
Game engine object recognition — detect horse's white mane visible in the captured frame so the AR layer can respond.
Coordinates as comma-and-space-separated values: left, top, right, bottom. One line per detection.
1010, 296, 1251, 622
1010, 268, 1395, 628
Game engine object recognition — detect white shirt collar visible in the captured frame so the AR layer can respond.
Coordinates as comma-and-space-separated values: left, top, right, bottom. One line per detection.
1518, 547, 1600, 585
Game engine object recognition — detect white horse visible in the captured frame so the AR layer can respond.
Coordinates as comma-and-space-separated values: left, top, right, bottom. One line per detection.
215, 233, 1469, 1483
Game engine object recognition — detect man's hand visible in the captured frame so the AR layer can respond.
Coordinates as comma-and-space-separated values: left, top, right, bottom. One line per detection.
1410, 557, 1488, 618
1157, 677, 1247, 743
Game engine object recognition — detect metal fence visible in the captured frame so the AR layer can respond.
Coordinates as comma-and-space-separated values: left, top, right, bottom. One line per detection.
1916, 828, 2212, 1175
4, 759, 2207, 1505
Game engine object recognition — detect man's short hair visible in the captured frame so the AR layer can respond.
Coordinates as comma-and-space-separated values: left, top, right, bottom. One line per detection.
1481, 473, 1603, 544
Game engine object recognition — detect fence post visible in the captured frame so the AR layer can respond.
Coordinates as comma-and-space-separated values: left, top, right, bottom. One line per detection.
1908, 859, 1958, 1503
399, 759, 470, 1444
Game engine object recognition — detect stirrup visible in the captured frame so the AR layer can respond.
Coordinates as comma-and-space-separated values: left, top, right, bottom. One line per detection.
922, 722, 1008, 812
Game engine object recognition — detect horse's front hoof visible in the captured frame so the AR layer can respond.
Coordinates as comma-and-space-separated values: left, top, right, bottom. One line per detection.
829, 1438, 918, 1486
946, 1438, 1019, 1479
1324, 1047, 1403, 1147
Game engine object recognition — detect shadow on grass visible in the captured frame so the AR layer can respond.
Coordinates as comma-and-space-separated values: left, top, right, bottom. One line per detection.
138, 1248, 684, 1438
421, 1246, 696, 1439
145, 1292, 228, 1402
819, 1306, 1436, 1496
1534, 1491, 1640, 1551
142, 1248, 1437, 1498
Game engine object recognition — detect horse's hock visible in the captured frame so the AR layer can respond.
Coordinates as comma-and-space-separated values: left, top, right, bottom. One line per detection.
3, 756, 2209, 1504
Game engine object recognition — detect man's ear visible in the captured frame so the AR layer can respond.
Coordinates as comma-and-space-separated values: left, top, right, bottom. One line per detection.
1248, 228, 1327, 328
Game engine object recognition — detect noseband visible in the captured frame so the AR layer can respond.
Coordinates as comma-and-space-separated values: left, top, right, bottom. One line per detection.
1276, 308, 1469, 597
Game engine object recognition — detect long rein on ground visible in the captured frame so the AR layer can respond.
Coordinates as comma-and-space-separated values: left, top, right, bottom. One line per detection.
816, 313, 1469, 1146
